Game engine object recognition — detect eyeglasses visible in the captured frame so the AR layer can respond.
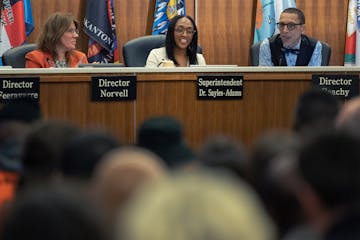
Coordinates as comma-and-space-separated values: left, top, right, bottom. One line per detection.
174, 27, 196, 35
66, 28, 80, 34
276, 22, 303, 31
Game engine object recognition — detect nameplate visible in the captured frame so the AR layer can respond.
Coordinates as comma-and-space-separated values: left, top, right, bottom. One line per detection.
91, 76, 136, 101
197, 75, 243, 100
312, 74, 359, 100
0, 77, 40, 102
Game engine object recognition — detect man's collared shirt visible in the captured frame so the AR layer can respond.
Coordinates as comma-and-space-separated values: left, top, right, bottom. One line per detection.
258, 38, 322, 66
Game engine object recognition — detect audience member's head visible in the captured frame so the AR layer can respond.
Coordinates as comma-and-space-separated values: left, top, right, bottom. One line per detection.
0, 98, 42, 147
166, 15, 199, 65
119, 172, 276, 240
0, 98, 42, 217
197, 135, 248, 180
292, 88, 341, 137
0, 98, 41, 125
61, 129, 120, 180
21, 120, 79, 187
0, 184, 106, 240
336, 96, 360, 139
293, 130, 360, 238
91, 146, 167, 230
0, 98, 41, 121
249, 130, 302, 238
137, 116, 194, 169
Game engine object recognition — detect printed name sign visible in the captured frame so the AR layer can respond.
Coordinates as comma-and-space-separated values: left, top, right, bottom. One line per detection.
0, 77, 40, 102
197, 75, 243, 100
312, 75, 359, 100
91, 76, 136, 101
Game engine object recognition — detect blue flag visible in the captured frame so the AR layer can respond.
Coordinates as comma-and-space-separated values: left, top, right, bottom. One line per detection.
23, 0, 34, 36
254, 0, 296, 43
152, 0, 186, 35
0, 0, 34, 65
83, 0, 119, 63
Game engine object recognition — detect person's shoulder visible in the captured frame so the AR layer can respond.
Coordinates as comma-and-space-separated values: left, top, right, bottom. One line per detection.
25, 49, 45, 58
70, 50, 87, 58
149, 47, 166, 55
196, 53, 206, 65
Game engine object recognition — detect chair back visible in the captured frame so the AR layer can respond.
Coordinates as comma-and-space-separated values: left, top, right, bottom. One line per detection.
123, 35, 166, 67
320, 41, 331, 66
250, 41, 261, 66
2, 43, 37, 68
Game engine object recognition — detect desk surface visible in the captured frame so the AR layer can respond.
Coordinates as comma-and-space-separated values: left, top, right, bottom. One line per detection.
1, 66, 360, 75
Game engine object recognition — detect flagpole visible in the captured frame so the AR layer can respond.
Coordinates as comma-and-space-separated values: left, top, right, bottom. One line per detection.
0, 1, 2, 44
194, 0, 198, 25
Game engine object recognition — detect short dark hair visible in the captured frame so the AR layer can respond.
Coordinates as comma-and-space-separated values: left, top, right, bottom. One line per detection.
298, 130, 360, 208
293, 88, 340, 135
165, 15, 199, 65
282, 8, 305, 24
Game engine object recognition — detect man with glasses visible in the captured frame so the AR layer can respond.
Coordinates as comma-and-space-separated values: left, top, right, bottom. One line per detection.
258, 8, 323, 66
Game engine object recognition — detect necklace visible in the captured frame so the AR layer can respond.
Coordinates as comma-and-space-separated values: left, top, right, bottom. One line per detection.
54, 59, 68, 68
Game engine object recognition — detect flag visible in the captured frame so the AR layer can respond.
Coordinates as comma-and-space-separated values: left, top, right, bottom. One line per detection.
253, 0, 296, 43
0, 0, 34, 65
344, 0, 360, 66
152, 0, 186, 35
83, 0, 119, 63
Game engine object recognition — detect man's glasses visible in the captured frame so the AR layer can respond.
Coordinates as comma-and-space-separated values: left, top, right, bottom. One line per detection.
276, 22, 303, 31
174, 27, 196, 35
66, 28, 80, 34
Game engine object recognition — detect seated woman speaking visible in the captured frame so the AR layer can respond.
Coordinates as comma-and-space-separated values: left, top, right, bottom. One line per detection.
145, 15, 206, 67
25, 12, 88, 68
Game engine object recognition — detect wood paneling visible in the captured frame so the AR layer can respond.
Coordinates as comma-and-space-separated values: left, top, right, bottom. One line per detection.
296, 0, 348, 66
36, 74, 135, 143
136, 72, 310, 149
196, 0, 255, 65
25, 0, 348, 66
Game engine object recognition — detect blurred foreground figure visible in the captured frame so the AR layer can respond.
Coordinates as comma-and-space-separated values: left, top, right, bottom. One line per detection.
292, 130, 360, 240
91, 146, 167, 231
0, 185, 106, 240
118, 172, 276, 240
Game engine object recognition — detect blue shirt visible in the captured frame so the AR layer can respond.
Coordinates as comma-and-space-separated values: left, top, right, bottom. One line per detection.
258, 38, 322, 66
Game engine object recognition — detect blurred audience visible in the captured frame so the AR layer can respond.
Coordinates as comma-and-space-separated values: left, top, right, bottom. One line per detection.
336, 96, 360, 139
137, 116, 195, 170
197, 135, 248, 180
248, 130, 307, 239
292, 87, 341, 138
61, 129, 121, 180
291, 130, 360, 240
91, 146, 167, 231
0, 99, 42, 216
19, 120, 80, 190
119, 172, 276, 240
0, 184, 106, 240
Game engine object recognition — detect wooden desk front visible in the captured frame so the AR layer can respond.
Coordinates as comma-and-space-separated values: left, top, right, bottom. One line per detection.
1, 67, 357, 150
